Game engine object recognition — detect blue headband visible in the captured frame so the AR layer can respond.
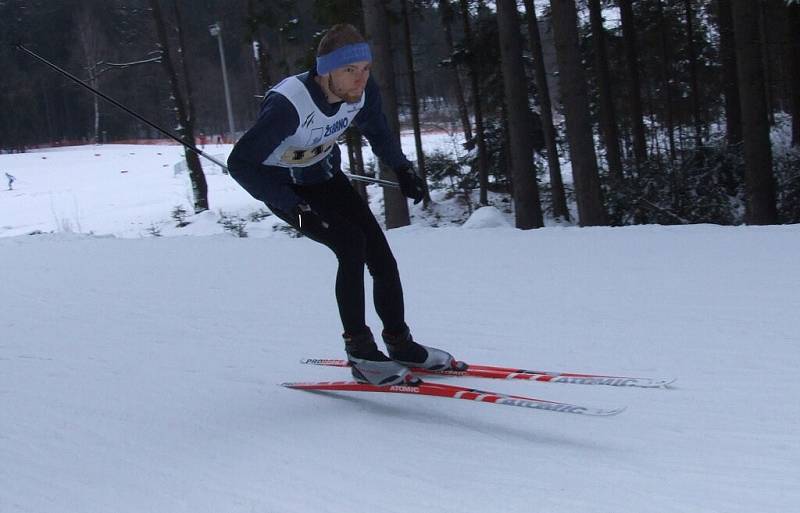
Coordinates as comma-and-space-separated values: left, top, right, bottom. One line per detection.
316, 43, 372, 75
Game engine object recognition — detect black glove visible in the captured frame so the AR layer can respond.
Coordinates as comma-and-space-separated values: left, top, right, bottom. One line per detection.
395, 167, 426, 204
291, 203, 329, 230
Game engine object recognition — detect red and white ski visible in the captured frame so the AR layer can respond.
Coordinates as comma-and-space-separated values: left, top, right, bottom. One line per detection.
301, 358, 674, 388
282, 380, 624, 416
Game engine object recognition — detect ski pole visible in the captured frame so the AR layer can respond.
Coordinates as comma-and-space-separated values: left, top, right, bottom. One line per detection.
15, 43, 228, 171
344, 174, 400, 188
15, 43, 400, 189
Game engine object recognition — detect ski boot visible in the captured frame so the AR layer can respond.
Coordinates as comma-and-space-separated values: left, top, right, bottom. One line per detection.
383, 326, 466, 372
344, 329, 420, 386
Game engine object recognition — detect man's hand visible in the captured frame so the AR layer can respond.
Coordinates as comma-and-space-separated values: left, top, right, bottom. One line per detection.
395, 167, 426, 204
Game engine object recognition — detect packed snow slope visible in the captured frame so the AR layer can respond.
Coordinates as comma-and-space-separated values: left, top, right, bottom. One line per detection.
1, 144, 799, 513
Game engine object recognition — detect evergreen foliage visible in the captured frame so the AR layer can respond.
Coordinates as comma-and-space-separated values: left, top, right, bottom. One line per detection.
218, 211, 248, 237
604, 139, 746, 226
1, 0, 797, 226
774, 146, 800, 224
171, 205, 191, 227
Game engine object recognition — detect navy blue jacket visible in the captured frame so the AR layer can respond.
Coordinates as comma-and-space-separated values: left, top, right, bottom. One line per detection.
227, 69, 411, 212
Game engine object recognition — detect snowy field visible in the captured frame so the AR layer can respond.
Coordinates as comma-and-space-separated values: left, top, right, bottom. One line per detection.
1, 141, 799, 513
0, 131, 470, 238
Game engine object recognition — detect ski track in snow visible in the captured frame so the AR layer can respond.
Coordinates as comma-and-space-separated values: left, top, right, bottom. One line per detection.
1, 144, 799, 513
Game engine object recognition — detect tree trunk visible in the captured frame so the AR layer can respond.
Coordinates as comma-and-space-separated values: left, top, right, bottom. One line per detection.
731, 0, 777, 224
618, 0, 648, 168
588, 0, 624, 183
787, 2, 800, 146
149, 0, 208, 213
439, 0, 473, 146
75, 7, 101, 144
522, 0, 569, 221
92, 85, 100, 144
656, 0, 677, 162
717, 0, 742, 147
362, 0, 410, 229
458, 0, 490, 205
496, 0, 543, 229
400, 0, 430, 205
685, 0, 704, 149
345, 127, 367, 201
246, 0, 272, 92
550, 0, 607, 226
173, 0, 195, 131
757, 0, 774, 126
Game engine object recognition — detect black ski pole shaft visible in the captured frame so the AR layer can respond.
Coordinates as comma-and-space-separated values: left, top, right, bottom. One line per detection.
15, 43, 400, 189
15, 43, 228, 170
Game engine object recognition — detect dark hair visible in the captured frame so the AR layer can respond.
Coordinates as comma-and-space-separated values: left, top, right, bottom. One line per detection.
317, 24, 366, 57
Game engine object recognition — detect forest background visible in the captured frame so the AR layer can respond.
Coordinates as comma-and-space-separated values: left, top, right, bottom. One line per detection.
1, 0, 798, 228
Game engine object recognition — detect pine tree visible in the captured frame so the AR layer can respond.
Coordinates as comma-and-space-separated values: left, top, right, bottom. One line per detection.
731, 0, 777, 224
618, 0, 648, 168
149, 0, 208, 212
522, 0, 569, 221
496, 0, 543, 228
362, 0, 410, 228
458, 0, 491, 205
717, 0, 742, 147
550, 0, 607, 226
400, 0, 430, 205
587, 0, 623, 183
439, 0, 474, 147
788, 1, 800, 147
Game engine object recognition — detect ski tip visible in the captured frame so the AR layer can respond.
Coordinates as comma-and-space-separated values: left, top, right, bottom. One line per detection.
579, 406, 626, 417
642, 378, 676, 389
281, 382, 316, 389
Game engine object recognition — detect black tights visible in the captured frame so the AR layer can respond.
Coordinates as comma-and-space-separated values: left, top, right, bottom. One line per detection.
273, 171, 406, 336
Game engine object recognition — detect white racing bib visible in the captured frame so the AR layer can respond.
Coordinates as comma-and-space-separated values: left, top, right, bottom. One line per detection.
262, 75, 365, 169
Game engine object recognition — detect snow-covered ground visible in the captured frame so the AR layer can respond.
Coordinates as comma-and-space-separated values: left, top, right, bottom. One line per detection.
1, 142, 799, 513
0, 130, 479, 238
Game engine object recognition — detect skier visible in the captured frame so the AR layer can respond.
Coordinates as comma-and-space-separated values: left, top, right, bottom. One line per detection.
5, 172, 15, 190
228, 24, 461, 386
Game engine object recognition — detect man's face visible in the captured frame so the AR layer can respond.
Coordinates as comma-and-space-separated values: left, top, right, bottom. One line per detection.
328, 61, 371, 104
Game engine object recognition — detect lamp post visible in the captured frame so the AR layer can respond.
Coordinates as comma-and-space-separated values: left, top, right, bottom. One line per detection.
209, 22, 235, 146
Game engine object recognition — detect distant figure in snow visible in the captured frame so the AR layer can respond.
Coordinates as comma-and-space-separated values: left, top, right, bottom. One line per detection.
227, 24, 460, 386
5, 172, 15, 190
